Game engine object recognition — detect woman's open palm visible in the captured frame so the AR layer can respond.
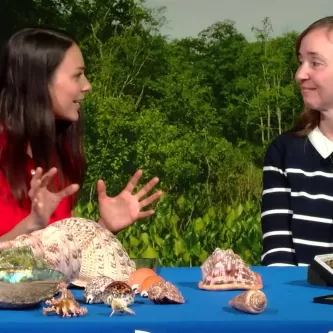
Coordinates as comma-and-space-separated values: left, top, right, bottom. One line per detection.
97, 170, 162, 234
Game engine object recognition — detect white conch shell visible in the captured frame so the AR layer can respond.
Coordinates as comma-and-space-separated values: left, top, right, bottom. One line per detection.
229, 290, 267, 314
0, 217, 136, 287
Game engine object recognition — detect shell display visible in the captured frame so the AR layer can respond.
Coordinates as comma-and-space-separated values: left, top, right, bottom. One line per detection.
229, 290, 267, 314
102, 281, 135, 316
0, 217, 136, 287
198, 248, 263, 291
147, 280, 185, 304
84, 276, 114, 304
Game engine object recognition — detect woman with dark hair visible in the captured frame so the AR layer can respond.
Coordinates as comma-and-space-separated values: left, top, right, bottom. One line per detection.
0, 27, 162, 241
261, 16, 333, 267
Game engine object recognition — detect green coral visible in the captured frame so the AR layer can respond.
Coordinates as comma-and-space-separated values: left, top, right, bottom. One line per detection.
0, 246, 52, 269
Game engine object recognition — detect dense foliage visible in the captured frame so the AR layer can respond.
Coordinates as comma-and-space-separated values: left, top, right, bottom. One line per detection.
3, 0, 303, 266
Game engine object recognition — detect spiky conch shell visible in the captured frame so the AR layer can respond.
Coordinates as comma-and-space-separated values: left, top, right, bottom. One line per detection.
0, 217, 136, 287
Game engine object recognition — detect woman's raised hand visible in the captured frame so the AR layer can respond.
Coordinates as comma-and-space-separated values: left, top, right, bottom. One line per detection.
28, 167, 79, 229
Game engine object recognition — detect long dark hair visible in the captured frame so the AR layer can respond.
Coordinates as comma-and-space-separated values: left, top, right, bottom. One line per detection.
0, 27, 86, 206
295, 16, 333, 135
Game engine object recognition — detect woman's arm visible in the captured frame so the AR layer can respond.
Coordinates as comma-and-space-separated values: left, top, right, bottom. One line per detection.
261, 141, 296, 266
0, 213, 40, 242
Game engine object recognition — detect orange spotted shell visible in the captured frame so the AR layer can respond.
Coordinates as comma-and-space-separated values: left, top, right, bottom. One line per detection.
139, 275, 164, 297
127, 268, 157, 293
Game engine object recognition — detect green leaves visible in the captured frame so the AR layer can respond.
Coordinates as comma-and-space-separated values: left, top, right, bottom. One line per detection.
76, 194, 262, 267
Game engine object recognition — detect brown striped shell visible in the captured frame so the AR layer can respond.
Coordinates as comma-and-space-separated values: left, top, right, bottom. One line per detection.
147, 280, 185, 304
198, 248, 263, 290
0, 217, 136, 287
229, 290, 267, 314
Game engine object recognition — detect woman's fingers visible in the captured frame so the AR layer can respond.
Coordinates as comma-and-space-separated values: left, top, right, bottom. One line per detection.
139, 191, 163, 208
29, 167, 57, 199
135, 176, 160, 200
29, 167, 43, 197
40, 167, 57, 188
57, 183, 80, 200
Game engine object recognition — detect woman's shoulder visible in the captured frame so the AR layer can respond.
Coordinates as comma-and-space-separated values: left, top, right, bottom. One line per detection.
267, 127, 308, 151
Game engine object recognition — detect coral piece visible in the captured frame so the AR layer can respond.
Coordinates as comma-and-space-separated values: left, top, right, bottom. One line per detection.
0, 217, 136, 287
84, 276, 114, 304
229, 290, 267, 314
102, 281, 135, 316
43, 282, 88, 317
198, 248, 263, 291
139, 275, 164, 297
148, 280, 185, 304
128, 268, 157, 293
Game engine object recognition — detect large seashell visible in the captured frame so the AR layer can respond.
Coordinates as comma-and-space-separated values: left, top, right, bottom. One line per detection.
84, 276, 114, 304
198, 248, 263, 291
0, 225, 81, 283
147, 280, 185, 304
0, 217, 136, 287
229, 290, 267, 314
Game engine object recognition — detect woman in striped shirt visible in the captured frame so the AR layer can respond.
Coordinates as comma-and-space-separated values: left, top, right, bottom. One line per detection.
261, 16, 333, 266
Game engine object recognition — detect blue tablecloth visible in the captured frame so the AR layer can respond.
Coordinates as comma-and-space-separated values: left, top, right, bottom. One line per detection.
1, 266, 333, 333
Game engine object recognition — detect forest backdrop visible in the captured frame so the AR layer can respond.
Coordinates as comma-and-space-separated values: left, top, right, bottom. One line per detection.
2, 0, 303, 266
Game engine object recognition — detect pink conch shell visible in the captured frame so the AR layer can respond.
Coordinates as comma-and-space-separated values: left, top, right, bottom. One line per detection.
0, 217, 136, 287
229, 290, 267, 314
198, 248, 263, 291
148, 280, 185, 304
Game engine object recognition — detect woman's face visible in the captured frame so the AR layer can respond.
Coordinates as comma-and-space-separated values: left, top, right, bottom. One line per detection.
295, 27, 333, 112
49, 43, 92, 122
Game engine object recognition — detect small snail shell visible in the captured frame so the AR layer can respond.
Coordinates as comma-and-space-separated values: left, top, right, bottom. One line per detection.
229, 290, 267, 314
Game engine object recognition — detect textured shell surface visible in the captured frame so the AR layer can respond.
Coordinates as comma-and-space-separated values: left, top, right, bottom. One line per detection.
0, 217, 136, 287
84, 276, 114, 304
51, 218, 136, 286
148, 280, 185, 304
229, 290, 267, 314
0, 225, 81, 282
102, 281, 135, 306
198, 248, 262, 290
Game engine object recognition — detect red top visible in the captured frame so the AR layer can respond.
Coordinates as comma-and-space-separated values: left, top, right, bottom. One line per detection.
0, 130, 72, 237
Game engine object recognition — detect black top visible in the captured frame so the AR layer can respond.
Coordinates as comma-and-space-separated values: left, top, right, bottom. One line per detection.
261, 127, 333, 266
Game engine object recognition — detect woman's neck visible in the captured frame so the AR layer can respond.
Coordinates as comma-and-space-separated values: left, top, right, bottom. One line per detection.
319, 111, 333, 141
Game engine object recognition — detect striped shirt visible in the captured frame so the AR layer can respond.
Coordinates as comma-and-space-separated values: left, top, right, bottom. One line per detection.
261, 126, 333, 267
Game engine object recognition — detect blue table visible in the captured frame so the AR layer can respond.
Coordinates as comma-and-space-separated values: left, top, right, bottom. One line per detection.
1, 266, 333, 333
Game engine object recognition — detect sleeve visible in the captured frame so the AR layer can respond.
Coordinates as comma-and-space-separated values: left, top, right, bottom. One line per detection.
0, 170, 29, 237
260, 139, 297, 266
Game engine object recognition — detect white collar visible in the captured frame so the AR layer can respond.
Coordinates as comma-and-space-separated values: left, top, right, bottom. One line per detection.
308, 126, 333, 158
